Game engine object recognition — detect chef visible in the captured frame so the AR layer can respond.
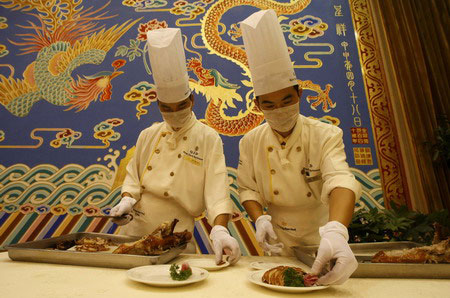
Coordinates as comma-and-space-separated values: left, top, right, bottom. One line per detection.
237, 10, 361, 284
110, 28, 241, 265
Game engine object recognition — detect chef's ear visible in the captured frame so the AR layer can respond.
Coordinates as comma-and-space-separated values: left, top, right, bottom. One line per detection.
189, 93, 194, 108
293, 84, 302, 99
254, 96, 260, 110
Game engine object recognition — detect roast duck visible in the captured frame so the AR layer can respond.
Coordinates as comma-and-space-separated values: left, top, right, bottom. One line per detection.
113, 219, 192, 255
262, 265, 318, 287
372, 238, 450, 263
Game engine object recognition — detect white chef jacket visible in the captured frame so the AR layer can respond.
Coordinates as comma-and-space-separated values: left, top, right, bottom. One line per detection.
120, 113, 233, 237
237, 114, 361, 255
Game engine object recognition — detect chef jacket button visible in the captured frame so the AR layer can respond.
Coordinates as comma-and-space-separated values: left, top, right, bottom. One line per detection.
270, 169, 276, 175
155, 149, 160, 154
147, 165, 152, 171
162, 133, 166, 137
268, 147, 273, 152
301, 169, 305, 175
170, 172, 174, 176
141, 185, 145, 190
296, 146, 301, 152
183, 136, 187, 141
307, 192, 312, 197
195, 146, 199, 151
178, 154, 182, 158
274, 190, 279, 195
164, 191, 169, 197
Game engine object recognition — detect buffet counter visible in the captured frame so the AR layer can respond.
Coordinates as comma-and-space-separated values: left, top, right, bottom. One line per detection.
1, 252, 449, 298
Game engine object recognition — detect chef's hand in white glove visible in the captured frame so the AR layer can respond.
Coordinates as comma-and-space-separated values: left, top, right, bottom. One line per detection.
255, 215, 284, 255
110, 196, 136, 226
210, 225, 241, 265
311, 221, 358, 285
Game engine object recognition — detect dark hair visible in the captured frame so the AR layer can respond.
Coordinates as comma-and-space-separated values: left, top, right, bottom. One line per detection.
255, 84, 300, 100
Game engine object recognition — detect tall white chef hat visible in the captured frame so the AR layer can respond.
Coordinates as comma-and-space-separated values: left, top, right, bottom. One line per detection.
240, 9, 297, 96
146, 28, 191, 103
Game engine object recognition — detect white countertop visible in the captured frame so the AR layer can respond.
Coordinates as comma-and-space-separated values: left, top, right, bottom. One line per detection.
1, 252, 449, 298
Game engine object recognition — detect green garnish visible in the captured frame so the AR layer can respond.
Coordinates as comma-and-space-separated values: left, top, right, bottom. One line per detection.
283, 267, 305, 287
170, 263, 192, 281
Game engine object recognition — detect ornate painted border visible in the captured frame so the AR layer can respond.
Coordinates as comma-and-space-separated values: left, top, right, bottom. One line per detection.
349, 0, 411, 208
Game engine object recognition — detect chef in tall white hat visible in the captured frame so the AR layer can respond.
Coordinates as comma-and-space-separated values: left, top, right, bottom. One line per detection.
238, 10, 361, 284
110, 28, 241, 265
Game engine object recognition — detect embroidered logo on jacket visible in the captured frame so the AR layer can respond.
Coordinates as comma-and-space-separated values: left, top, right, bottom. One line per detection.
302, 163, 322, 183
183, 149, 203, 166
276, 224, 297, 232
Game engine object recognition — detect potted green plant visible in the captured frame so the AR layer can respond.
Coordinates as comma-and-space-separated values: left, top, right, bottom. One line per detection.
349, 204, 449, 244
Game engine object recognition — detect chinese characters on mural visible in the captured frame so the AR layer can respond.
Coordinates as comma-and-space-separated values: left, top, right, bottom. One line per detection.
335, 2, 372, 166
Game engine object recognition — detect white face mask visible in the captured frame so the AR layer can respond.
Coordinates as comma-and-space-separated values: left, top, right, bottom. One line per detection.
161, 106, 192, 129
262, 102, 299, 132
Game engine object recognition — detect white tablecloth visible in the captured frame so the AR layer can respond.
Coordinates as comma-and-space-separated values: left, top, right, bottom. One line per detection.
1, 252, 449, 298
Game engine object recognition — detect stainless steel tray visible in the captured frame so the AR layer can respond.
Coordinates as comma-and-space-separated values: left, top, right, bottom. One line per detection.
292, 242, 450, 279
7, 232, 187, 269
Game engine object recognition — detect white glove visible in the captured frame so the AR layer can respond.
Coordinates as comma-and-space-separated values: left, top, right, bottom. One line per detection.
209, 225, 241, 265
110, 196, 136, 226
311, 221, 358, 285
255, 215, 284, 255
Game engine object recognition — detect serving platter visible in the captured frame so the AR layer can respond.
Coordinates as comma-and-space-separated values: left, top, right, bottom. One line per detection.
7, 232, 186, 269
292, 242, 450, 279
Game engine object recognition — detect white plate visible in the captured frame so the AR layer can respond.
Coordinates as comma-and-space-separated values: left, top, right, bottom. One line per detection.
127, 265, 209, 287
248, 270, 329, 293
250, 261, 300, 270
186, 258, 230, 271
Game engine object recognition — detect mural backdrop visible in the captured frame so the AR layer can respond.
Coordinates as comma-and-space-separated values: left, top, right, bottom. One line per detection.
0, 0, 408, 254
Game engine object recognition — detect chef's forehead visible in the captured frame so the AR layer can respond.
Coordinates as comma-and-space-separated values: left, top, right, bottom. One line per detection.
158, 95, 193, 106
256, 85, 299, 101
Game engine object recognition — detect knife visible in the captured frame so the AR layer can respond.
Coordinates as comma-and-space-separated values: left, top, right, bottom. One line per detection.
292, 245, 336, 276
292, 245, 316, 267
87, 214, 133, 220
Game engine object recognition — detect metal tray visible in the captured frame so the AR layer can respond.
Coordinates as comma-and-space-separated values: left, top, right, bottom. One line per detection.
7, 232, 187, 269
292, 242, 450, 279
